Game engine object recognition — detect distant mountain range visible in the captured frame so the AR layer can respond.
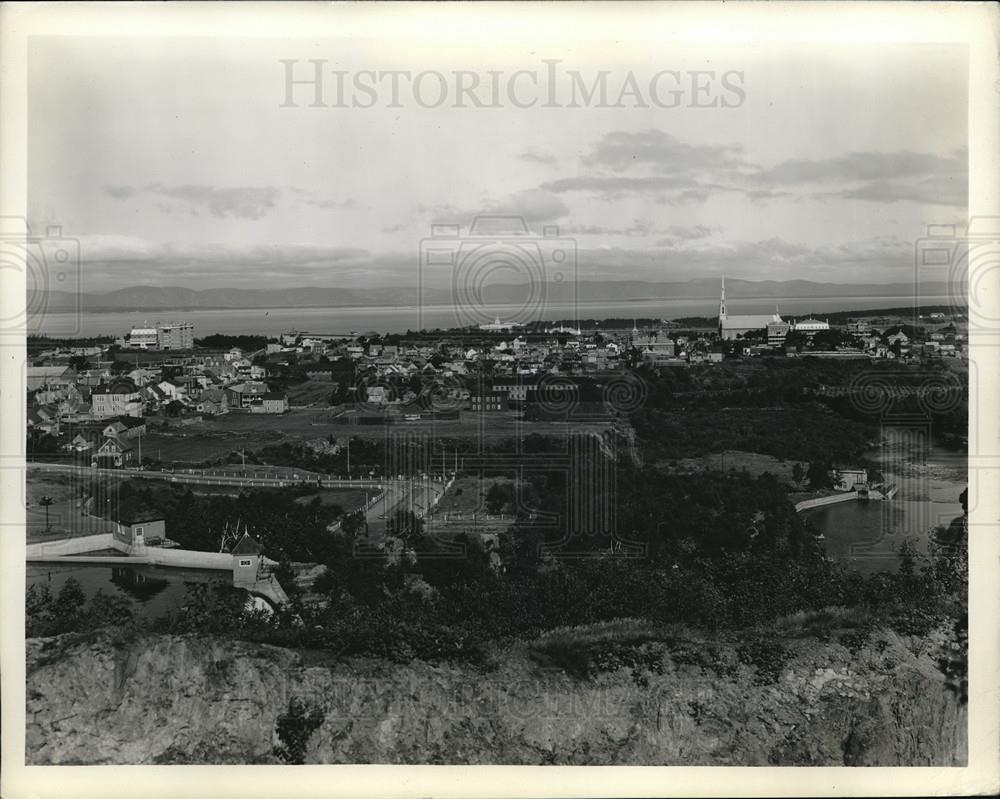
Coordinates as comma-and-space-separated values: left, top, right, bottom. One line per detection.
33, 278, 948, 312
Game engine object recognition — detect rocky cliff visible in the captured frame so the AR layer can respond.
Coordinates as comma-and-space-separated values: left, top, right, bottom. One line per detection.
26, 629, 966, 765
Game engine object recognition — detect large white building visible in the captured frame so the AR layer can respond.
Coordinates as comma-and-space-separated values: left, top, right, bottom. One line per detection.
793, 318, 831, 337
125, 321, 194, 350
126, 327, 158, 349
479, 316, 522, 332
718, 278, 783, 340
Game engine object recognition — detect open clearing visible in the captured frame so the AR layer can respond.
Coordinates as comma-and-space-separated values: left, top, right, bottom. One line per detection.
658, 450, 808, 486
142, 409, 613, 465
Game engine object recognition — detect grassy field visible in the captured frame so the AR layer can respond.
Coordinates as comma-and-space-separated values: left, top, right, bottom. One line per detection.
25, 469, 83, 505
285, 380, 337, 407
144, 409, 613, 466
25, 469, 119, 541
660, 450, 808, 486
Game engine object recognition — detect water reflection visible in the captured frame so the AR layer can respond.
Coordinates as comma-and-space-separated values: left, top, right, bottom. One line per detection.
110, 567, 170, 602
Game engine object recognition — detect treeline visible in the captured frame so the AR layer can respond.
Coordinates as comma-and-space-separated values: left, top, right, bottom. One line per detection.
632, 408, 876, 464
195, 334, 272, 351
90, 478, 350, 563
34, 473, 967, 699
27, 334, 115, 355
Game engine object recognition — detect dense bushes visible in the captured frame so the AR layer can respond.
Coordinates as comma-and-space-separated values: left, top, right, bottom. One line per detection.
632, 407, 877, 464
26, 580, 135, 639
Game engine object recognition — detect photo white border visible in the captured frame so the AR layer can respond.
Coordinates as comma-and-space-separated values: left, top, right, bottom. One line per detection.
1, 2, 997, 797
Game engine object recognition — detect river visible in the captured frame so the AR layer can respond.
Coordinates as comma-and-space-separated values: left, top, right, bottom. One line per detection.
32, 295, 946, 338
805, 428, 966, 573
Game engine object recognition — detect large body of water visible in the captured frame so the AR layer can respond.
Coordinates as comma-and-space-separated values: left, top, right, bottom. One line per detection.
32, 295, 942, 338
805, 430, 966, 573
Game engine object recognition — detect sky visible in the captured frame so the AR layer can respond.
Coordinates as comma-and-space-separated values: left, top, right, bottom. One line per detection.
28, 36, 968, 293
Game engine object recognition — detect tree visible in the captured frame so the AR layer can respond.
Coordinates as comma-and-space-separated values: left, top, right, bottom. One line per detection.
806, 461, 833, 489
485, 482, 515, 515
812, 329, 852, 351
388, 509, 423, 545
783, 331, 808, 352
273, 697, 326, 764
791, 463, 805, 485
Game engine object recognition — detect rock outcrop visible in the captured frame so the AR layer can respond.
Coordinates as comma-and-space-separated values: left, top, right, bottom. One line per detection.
25, 630, 966, 765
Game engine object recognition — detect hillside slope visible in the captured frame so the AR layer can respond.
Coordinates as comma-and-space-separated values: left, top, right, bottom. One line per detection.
26, 629, 965, 765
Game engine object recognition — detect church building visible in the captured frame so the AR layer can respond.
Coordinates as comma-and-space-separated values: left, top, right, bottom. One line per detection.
717, 277, 784, 340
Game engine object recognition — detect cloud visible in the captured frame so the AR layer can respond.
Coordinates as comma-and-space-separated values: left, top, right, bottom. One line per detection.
745, 189, 795, 203
287, 187, 357, 211
518, 148, 559, 167
581, 129, 749, 174
816, 175, 966, 207
538, 131, 967, 208
67, 229, 920, 292
430, 188, 570, 226
648, 233, 913, 273
657, 224, 714, 243
753, 148, 968, 207
562, 219, 659, 237
76, 234, 369, 269
106, 183, 281, 219
541, 175, 696, 194
105, 185, 137, 199
757, 149, 966, 186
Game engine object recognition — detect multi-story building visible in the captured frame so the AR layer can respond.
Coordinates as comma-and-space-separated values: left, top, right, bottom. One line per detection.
225, 381, 268, 410
793, 318, 831, 337
249, 393, 289, 414
126, 327, 159, 349
91, 381, 144, 419
125, 321, 194, 350
156, 321, 195, 350
767, 319, 791, 346
470, 391, 508, 412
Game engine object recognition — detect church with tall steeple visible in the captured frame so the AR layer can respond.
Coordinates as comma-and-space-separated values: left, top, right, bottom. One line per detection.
717, 276, 784, 340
